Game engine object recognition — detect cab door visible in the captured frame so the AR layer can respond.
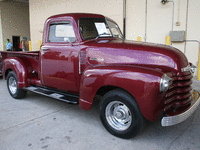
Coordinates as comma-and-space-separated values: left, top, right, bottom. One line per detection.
41, 20, 80, 93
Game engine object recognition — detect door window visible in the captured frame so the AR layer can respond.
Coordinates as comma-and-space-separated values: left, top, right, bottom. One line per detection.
48, 22, 76, 43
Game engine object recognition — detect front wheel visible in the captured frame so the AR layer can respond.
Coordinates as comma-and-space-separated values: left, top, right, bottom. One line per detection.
100, 89, 144, 139
7, 71, 27, 99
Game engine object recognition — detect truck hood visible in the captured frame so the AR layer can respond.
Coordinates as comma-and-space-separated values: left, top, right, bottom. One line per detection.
85, 39, 188, 73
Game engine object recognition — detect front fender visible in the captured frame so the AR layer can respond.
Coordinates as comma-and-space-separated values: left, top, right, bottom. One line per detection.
79, 65, 165, 121
3, 57, 29, 89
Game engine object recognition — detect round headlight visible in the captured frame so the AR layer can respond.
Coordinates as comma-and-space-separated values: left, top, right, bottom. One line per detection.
160, 74, 173, 92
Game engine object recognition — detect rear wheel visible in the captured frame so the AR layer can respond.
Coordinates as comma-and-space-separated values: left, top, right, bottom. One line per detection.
7, 71, 27, 99
100, 89, 144, 139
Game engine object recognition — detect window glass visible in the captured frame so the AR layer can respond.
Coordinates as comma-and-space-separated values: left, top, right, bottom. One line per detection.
48, 22, 76, 43
79, 18, 112, 40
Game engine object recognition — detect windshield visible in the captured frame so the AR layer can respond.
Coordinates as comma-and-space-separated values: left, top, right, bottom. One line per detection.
107, 20, 124, 39
79, 18, 123, 40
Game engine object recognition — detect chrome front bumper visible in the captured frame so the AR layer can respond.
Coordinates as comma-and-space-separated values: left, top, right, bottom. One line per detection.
161, 90, 200, 126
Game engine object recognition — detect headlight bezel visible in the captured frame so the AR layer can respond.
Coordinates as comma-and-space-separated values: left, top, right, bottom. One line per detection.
160, 74, 173, 92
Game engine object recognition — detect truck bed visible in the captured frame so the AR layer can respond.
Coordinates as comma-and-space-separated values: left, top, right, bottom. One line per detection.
1, 51, 40, 85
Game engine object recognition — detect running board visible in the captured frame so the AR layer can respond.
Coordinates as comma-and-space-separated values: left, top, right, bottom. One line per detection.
23, 86, 79, 104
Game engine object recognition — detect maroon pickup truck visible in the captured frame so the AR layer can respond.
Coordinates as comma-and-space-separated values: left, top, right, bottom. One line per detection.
1, 13, 200, 139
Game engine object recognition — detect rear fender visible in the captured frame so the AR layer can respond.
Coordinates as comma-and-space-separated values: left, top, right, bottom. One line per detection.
79, 65, 165, 121
3, 57, 30, 89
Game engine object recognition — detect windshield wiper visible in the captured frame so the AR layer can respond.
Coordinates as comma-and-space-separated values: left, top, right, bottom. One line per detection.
95, 32, 111, 40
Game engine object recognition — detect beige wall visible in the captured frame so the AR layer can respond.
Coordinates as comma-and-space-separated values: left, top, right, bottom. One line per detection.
29, 0, 123, 51
126, 0, 146, 42
126, 0, 187, 50
185, 0, 200, 66
0, 1, 30, 51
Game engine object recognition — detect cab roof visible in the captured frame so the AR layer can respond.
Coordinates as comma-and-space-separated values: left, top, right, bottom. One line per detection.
47, 13, 106, 22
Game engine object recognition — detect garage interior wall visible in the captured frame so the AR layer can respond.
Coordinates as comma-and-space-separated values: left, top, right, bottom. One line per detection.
30, 0, 200, 66
0, 1, 30, 51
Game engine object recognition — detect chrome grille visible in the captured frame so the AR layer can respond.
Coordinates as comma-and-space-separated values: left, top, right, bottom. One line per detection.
164, 72, 193, 112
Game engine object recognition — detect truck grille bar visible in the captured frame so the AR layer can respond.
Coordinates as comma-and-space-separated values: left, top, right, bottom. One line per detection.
164, 72, 193, 113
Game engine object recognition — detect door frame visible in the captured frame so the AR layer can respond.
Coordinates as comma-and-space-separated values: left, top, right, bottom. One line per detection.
12, 35, 21, 51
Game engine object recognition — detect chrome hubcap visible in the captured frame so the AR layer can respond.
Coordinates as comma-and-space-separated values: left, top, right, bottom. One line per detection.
8, 76, 17, 95
106, 101, 132, 131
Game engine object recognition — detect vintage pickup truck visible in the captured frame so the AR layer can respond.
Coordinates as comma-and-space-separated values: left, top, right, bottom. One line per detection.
1, 13, 200, 139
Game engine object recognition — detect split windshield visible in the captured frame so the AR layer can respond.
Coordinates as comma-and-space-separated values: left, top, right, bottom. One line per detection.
79, 18, 123, 40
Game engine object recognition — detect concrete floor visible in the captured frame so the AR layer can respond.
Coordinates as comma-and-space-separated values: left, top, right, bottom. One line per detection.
0, 76, 200, 150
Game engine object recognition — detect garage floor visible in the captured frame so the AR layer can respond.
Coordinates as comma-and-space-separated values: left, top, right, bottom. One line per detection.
0, 76, 200, 150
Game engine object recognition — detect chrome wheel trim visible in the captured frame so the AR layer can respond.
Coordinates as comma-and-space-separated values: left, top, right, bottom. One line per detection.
105, 101, 132, 131
8, 76, 17, 95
